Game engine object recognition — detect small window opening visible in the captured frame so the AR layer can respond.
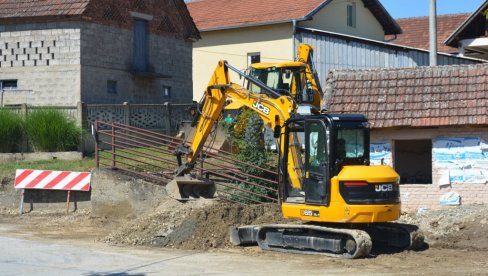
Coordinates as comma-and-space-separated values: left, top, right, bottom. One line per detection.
347, 3, 356, 28
107, 80, 117, 94
163, 86, 171, 99
247, 52, 261, 66
394, 140, 432, 184
0, 80, 18, 91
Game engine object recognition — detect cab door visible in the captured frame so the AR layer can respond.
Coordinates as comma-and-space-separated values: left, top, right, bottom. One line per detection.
304, 120, 330, 205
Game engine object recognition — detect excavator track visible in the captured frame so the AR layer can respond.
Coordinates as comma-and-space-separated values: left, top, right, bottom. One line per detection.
231, 224, 372, 259
230, 223, 424, 259
361, 222, 425, 252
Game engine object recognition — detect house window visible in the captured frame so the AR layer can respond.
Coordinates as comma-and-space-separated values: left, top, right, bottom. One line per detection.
133, 19, 149, 72
0, 80, 17, 91
247, 52, 261, 66
163, 86, 171, 99
107, 80, 117, 94
347, 3, 356, 28
394, 140, 432, 184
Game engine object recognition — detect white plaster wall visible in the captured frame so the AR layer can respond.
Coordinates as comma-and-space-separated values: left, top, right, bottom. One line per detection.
192, 23, 294, 100
299, 0, 385, 41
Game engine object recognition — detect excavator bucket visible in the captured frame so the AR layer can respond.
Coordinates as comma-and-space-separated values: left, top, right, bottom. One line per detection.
166, 175, 216, 200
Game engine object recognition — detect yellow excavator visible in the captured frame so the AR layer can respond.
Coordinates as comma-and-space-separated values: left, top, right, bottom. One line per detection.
169, 60, 423, 258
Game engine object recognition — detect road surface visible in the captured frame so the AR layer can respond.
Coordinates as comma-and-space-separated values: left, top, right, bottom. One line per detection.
0, 235, 345, 276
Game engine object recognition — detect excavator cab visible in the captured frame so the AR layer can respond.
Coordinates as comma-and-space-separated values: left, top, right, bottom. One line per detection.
282, 114, 371, 206
248, 63, 315, 105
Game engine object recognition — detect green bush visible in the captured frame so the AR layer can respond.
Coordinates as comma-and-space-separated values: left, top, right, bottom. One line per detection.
24, 108, 81, 152
0, 109, 23, 153
232, 111, 275, 203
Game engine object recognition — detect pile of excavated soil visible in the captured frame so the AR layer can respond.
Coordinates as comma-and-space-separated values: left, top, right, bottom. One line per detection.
103, 198, 488, 252
102, 199, 285, 249
399, 204, 488, 250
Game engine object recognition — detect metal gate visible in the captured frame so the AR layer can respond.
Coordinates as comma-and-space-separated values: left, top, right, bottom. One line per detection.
93, 121, 279, 204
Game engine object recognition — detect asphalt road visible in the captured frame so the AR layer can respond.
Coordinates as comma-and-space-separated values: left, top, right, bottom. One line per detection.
0, 235, 339, 276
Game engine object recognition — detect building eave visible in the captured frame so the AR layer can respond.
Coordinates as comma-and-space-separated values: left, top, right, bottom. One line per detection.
198, 18, 310, 32
445, 1, 488, 47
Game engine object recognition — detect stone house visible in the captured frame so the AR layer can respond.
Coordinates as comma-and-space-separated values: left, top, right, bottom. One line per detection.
0, 0, 199, 106
187, 0, 402, 100
326, 64, 488, 211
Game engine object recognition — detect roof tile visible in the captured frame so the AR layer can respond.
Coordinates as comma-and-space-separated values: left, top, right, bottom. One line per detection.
385, 13, 469, 54
328, 64, 488, 128
187, 0, 401, 34
0, 0, 90, 18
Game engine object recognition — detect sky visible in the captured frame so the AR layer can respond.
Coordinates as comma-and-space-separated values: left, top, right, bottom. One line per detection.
379, 0, 486, 19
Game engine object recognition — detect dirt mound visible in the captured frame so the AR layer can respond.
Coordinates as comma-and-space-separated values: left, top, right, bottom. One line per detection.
173, 202, 285, 250
104, 198, 488, 252
102, 199, 284, 249
399, 204, 488, 250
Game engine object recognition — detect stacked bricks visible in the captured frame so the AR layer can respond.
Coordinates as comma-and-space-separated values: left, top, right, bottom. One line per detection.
0, 23, 81, 69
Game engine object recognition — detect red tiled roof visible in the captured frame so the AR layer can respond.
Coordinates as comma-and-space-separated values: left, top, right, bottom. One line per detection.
0, 0, 90, 18
326, 64, 488, 128
0, 0, 199, 40
187, 0, 401, 35
187, 0, 325, 31
385, 13, 470, 54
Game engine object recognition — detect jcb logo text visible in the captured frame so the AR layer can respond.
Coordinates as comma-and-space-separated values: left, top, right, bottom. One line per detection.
375, 184, 393, 192
253, 101, 270, 115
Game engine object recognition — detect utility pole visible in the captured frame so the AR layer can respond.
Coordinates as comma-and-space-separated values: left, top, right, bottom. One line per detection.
429, 0, 438, 66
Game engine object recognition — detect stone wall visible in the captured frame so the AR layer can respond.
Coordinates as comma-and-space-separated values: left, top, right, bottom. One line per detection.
0, 21, 82, 106
372, 127, 488, 211
80, 22, 193, 104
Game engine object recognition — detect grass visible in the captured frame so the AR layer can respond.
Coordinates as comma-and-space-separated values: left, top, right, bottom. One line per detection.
0, 157, 96, 176
0, 109, 23, 153
24, 108, 81, 152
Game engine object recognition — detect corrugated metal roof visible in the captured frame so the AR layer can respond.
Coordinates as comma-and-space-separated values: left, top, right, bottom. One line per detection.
296, 27, 482, 94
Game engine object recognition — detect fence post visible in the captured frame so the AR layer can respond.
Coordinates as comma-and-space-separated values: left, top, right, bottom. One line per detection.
111, 122, 116, 167
76, 102, 83, 128
123, 102, 130, 126
164, 102, 171, 136
77, 102, 85, 154
95, 121, 100, 168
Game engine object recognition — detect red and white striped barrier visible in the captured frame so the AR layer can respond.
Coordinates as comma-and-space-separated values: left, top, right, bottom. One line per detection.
15, 169, 91, 191
14, 169, 91, 215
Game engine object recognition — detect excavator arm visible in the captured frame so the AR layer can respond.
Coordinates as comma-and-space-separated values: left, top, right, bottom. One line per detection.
297, 44, 323, 109
171, 60, 304, 199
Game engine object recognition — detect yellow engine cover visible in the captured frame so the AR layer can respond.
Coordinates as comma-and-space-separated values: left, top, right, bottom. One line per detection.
282, 165, 401, 224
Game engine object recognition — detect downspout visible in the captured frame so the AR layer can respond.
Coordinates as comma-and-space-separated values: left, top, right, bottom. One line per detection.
292, 19, 297, 60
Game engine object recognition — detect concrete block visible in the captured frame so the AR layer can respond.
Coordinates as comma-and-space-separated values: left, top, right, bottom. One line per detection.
17, 54, 28, 61
24, 60, 35, 67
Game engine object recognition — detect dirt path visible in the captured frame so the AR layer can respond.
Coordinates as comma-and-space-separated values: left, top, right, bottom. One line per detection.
1, 200, 488, 274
